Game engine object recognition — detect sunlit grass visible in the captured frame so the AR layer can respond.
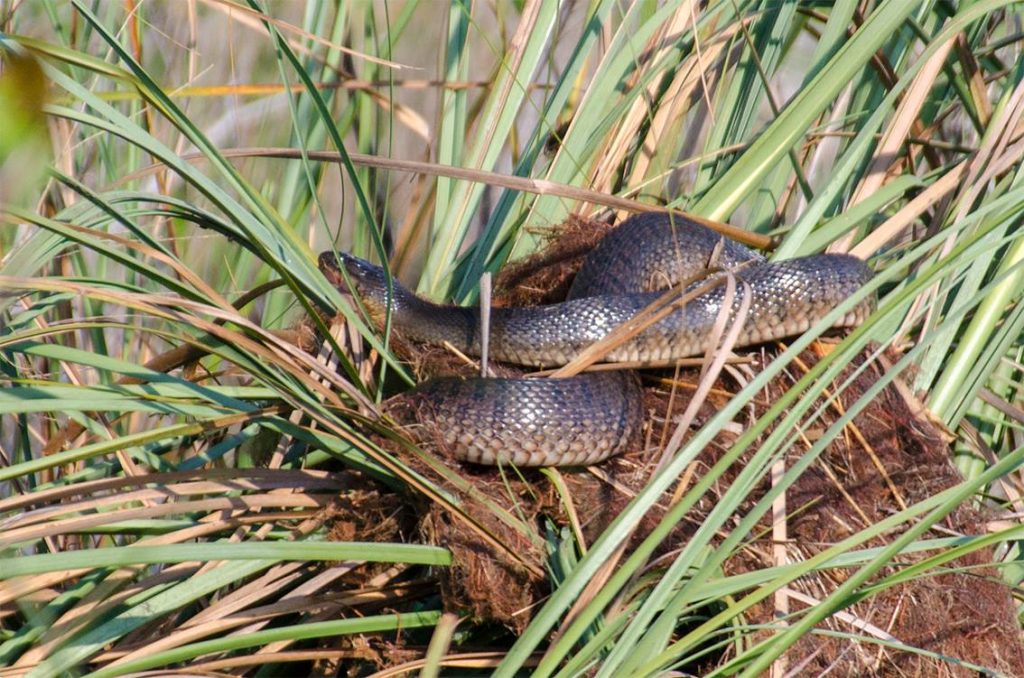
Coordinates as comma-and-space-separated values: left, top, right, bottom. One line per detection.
2, 1, 1024, 676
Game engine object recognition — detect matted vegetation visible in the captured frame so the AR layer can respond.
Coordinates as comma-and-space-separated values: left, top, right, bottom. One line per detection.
2, 1, 1024, 676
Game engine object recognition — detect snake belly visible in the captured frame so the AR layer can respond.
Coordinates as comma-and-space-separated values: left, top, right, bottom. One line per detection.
319, 213, 874, 467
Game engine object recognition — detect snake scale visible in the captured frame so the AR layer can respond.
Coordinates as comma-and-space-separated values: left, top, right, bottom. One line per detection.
319, 213, 873, 466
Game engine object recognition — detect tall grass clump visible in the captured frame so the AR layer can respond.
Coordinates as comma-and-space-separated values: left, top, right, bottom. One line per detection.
2, 1, 1023, 676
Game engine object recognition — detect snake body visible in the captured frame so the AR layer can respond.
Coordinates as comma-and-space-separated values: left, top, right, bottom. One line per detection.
319, 213, 873, 466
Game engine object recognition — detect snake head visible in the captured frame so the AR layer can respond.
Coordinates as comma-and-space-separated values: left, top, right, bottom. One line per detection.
317, 251, 398, 323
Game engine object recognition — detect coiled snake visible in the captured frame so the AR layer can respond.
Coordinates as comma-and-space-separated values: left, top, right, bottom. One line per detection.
319, 213, 873, 466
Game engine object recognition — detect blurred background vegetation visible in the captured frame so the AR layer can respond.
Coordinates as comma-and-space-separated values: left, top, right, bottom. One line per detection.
2, 1, 1024, 676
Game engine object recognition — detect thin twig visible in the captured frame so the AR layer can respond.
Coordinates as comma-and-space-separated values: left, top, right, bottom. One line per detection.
479, 272, 492, 378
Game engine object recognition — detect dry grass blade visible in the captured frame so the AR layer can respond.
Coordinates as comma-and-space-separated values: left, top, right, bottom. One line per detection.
770, 453, 789, 678
7, 522, 270, 663
199, 0, 411, 69
99, 571, 402, 667
849, 160, 968, 259
251, 567, 413, 658
548, 276, 729, 379
654, 273, 751, 469
624, 13, 736, 194
119, 148, 774, 250
0, 494, 333, 547
1, 477, 341, 531
420, 612, 461, 678
0, 469, 335, 515
1, 276, 376, 414
834, 35, 957, 253
592, 7, 694, 195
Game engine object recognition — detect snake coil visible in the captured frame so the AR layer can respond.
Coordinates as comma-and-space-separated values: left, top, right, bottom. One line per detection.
320, 213, 873, 466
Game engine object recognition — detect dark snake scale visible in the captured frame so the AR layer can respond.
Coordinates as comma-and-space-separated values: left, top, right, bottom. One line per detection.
319, 213, 874, 466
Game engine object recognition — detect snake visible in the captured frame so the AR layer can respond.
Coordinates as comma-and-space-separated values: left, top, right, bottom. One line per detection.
318, 213, 874, 467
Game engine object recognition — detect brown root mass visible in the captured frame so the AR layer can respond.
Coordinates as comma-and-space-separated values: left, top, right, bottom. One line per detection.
324, 216, 1024, 675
